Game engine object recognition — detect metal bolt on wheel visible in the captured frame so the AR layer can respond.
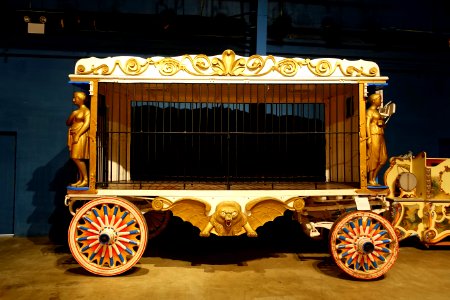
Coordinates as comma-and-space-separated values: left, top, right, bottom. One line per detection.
329, 211, 399, 280
68, 197, 148, 276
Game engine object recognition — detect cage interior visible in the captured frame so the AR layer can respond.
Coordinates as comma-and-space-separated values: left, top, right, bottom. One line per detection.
96, 82, 360, 190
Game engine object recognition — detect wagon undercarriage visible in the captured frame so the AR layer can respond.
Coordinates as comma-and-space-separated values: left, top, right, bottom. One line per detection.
66, 187, 397, 279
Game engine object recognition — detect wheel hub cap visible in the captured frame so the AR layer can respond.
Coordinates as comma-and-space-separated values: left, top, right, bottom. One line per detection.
356, 237, 374, 254
98, 227, 117, 245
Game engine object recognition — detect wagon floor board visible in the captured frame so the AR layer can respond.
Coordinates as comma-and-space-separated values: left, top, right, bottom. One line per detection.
99, 181, 359, 190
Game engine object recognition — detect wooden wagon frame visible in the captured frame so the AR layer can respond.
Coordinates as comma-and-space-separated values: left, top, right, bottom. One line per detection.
65, 49, 399, 279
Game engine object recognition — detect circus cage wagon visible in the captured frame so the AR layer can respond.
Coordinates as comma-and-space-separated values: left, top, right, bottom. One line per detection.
64, 49, 402, 279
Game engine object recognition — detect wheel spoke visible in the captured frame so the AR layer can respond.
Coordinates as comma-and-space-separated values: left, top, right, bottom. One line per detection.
367, 222, 381, 237
103, 205, 109, 226
99, 245, 107, 265
82, 215, 102, 231
117, 236, 139, 246
92, 208, 105, 228
78, 225, 99, 235
108, 245, 114, 266
110, 206, 118, 227
116, 240, 134, 255
345, 251, 358, 266
349, 221, 359, 235
114, 211, 129, 228
363, 217, 371, 236
374, 238, 392, 245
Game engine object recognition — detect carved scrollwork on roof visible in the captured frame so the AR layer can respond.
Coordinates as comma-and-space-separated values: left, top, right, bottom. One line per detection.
74, 49, 381, 79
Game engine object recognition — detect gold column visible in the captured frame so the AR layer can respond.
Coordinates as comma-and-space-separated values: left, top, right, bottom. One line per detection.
359, 83, 367, 189
88, 80, 98, 191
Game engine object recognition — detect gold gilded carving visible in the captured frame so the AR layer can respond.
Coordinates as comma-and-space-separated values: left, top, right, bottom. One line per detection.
277, 58, 298, 77
76, 64, 86, 74
211, 49, 246, 75
66, 91, 90, 187
168, 198, 212, 232
83, 64, 110, 75
75, 49, 379, 78
245, 197, 290, 230
286, 197, 305, 211
344, 65, 378, 77
305, 59, 334, 77
151, 198, 163, 210
166, 197, 289, 237
423, 229, 437, 243
201, 201, 257, 237
366, 93, 388, 186
123, 58, 151, 75
155, 58, 182, 76
246, 54, 267, 74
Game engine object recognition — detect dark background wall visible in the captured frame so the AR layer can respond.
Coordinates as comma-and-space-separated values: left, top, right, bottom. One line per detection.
0, 0, 449, 240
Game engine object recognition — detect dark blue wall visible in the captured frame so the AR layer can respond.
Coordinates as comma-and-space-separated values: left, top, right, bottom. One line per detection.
383, 65, 450, 159
1, 52, 80, 240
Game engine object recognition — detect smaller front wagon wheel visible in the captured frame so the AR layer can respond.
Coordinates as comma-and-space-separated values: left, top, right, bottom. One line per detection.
329, 211, 399, 280
68, 197, 148, 276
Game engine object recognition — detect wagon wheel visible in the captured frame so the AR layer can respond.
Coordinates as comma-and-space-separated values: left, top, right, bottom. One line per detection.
329, 211, 399, 280
68, 197, 148, 276
144, 210, 171, 239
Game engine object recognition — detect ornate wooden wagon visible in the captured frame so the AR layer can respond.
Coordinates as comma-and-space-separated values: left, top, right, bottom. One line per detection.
65, 49, 399, 279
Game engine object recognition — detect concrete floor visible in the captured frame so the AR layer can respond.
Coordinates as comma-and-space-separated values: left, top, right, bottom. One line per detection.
1, 217, 450, 300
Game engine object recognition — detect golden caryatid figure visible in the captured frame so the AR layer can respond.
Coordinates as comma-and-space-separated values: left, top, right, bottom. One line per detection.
366, 93, 387, 186
66, 91, 90, 187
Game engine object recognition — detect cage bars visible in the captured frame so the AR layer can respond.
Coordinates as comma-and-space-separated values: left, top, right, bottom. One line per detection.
97, 82, 360, 188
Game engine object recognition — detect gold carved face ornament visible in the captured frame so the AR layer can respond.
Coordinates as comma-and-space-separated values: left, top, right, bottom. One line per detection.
220, 208, 239, 227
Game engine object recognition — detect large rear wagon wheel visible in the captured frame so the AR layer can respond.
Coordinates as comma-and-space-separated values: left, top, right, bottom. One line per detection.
329, 211, 399, 280
68, 197, 148, 276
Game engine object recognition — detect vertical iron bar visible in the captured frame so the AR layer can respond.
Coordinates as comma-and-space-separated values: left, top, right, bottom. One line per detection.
226, 84, 230, 188
118, 83, 123, 183
342, 84, 347, 183
327, 83, 331, 182
183, 83, 187, 182
115, 83, 120, 183
162, 83, 166, 156
191, 84, 194, 179
125, 84, 129, 184
156, 83, 159, 161
235, 84, 238, 180
351, 84, 356, 183
198, 85, 202, 163
335, 83, 339, 182
107, 83, 112, 184
213, 85, 217, 180
285, 84, 288, 163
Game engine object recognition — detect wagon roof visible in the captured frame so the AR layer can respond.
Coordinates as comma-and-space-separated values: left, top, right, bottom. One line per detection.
69, 49, 388, 84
